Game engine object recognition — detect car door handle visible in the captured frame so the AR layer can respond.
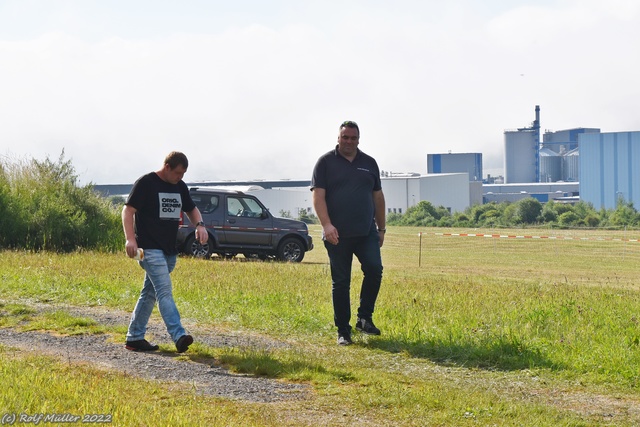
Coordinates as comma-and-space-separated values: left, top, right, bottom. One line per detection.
228, 219, 236, 224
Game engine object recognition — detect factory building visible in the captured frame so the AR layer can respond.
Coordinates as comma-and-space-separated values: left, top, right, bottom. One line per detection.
579, 131, 640, 210
95, 106, 639, 216
427, 153, 483, 182
503, 106, 600, 185
543, 127, 600, 154
503, 105, 540, 183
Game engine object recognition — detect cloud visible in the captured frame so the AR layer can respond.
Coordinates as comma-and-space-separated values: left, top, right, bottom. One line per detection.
1, 1, 640, 185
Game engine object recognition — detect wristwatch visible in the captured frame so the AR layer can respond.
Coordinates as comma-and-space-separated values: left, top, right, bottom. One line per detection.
195, 221, 205, 227
377, 228, 386, 233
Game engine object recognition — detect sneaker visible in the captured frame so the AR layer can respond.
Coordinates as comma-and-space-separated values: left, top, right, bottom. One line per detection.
356, 318, 381, 335
176, 335, 194, 353
337, 330, 353, 346
125, 339, 159, 352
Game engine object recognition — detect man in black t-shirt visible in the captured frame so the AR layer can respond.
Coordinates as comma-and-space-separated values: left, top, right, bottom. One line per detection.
311, 121, 386, 346
123, 151, 208, 353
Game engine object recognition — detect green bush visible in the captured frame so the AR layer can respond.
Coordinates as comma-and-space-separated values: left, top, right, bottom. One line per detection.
0, 152, 122, 252
516, 198, 543, 224
558, 211, 580, 227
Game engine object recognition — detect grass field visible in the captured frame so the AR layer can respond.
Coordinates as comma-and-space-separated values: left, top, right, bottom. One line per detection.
2, 225, 640, 426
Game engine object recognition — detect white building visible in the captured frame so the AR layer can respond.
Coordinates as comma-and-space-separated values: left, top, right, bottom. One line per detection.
244, 173, 479, 218
382, 173, 479, 214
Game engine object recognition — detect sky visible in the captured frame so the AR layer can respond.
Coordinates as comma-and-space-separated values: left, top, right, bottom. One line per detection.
1, 0, 639, 185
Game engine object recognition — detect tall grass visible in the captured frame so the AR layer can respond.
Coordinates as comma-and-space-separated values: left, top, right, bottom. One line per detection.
0, 152, 122, 252
2, 226, 640, 425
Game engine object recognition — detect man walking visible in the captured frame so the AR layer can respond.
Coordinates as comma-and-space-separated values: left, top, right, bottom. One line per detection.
311, 121, 386, 345
123, 151, 208, 353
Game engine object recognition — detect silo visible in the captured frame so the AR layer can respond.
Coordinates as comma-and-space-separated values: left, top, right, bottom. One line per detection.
563, 148, 579, 181
504, 130, 537, 183
539, 148, 561, 182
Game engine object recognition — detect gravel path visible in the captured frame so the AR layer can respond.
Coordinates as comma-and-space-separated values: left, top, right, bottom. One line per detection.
0, 304, 308, 403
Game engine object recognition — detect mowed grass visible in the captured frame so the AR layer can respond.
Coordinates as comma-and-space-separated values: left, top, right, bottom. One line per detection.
2, 225, 640, 426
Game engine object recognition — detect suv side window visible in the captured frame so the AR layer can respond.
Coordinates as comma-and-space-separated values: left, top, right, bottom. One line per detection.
227, 196, 264, 218
194, 195, 219, 214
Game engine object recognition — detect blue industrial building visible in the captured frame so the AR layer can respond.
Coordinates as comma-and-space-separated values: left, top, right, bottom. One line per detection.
579, 131, 640, 210
427, 153, 483, 182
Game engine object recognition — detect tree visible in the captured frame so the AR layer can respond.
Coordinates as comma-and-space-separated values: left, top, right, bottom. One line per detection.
609, 201, 639, 227
400, 201, 439, 226
540, 201, 558, 224
558, 211, 580, 227
516, 198, 543, 224
298, 210, 318, 224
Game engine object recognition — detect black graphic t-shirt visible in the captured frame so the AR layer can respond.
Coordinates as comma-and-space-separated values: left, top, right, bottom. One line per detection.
125, 172, 196, 255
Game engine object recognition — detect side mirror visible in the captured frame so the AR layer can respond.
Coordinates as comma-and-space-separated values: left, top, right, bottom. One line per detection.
260, 211, 268, 219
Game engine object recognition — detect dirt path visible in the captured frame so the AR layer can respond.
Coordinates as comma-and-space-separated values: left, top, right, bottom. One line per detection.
0, 303, 308, 403
3, 302, 640, 424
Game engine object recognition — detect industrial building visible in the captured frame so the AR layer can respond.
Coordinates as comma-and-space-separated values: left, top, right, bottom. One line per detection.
95, 106, 639, 215
580, 131, 640, 210
427, 153, 483, 182
503, 106, 540, 184
502, 105, 600, 185
195, 174, 480, 219
497, 105, 639, 209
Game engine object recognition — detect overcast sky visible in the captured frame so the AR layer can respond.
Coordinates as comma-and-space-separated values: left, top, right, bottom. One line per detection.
1, 0, 639, 185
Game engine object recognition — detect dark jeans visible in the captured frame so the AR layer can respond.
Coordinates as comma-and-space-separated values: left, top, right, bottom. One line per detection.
324, 228, 383, 332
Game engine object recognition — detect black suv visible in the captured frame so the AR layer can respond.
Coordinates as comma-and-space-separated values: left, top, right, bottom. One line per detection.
177, 187, 313, 262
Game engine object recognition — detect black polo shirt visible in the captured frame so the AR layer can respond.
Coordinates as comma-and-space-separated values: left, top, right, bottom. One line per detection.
311, 145, 382, 238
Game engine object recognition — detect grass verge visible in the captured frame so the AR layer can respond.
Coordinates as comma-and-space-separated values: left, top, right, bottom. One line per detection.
2, 226, 640, 426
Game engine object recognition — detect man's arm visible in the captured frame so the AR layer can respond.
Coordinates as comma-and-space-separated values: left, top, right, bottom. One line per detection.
312, 188, 339, 245
185, 207, 208, 244
373, 190, 386, 247
122, 205, 138, 258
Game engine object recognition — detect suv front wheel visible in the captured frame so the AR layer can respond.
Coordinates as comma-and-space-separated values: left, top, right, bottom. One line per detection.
277, 237, 305, 262
185, 234, 212, 258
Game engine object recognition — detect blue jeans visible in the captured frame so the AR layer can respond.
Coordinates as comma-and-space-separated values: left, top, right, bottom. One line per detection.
126, 249, 186, 343
324, 228, 383, 332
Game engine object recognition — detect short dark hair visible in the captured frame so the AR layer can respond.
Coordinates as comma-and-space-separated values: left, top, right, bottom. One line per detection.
339, 120, 359, 136
164, 151, 189, 170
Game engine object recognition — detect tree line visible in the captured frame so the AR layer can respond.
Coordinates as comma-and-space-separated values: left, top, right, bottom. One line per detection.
387, 197, 640, 229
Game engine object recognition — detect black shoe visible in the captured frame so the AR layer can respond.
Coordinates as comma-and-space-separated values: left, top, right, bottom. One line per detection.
125, 339, 159, 352
176, 335, 194, 353
356, 318, 381, 335
337, 330, 353, 346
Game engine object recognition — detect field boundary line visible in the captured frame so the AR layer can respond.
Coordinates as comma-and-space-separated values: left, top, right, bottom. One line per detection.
426, 232, 640, 242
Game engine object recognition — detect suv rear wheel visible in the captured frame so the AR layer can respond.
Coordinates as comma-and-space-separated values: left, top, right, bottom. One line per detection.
185, 234, 212, 258
277, 237, 305, 262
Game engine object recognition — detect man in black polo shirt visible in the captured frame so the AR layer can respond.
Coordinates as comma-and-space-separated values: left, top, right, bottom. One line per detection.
311, 121, 386, 346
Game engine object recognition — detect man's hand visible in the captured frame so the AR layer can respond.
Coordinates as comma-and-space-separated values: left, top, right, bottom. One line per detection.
195, 225, 208, 244
125, 239, 138, 258
323, 224, 339, 245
